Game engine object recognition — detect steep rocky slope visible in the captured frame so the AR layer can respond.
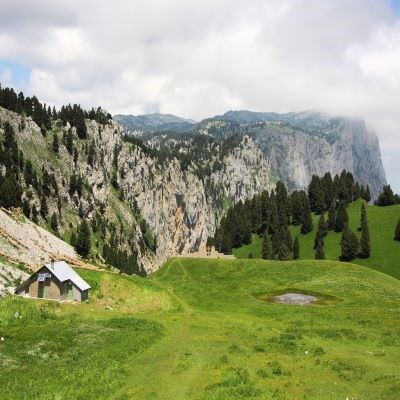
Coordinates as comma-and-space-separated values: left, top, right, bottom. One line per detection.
123, 110, 386, 199
0, 107, 271, 273
219, 111, 386, 197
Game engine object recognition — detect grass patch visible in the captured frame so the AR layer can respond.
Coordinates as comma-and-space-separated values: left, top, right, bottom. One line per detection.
1, 258, 400, 399
234, 200, 400, 280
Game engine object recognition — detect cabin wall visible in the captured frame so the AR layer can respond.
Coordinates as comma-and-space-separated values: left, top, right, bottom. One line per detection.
81, 289, 89, 302
28, 275, 39, 297
46, 279, 61, 300
24, 270, 62, 300
72, 284, 82, 301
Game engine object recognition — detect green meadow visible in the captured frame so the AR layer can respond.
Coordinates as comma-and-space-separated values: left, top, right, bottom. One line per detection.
233, 200, 400, 280
1, 257, 400, 399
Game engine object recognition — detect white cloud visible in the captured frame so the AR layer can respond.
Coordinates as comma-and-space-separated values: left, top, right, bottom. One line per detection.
0, 0, 400, 190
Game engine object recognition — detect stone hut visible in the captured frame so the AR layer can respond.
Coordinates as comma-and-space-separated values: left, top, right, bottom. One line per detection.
15, 260, 90, 302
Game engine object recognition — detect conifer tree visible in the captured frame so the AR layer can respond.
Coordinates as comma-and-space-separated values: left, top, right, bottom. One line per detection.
314, 234, 325, 260
88, 140, 96, 167
262, 231, 273, 260
293, 236, 300, 259
377, 185, 395, 206
40, 194, 48, 220
52, 133, 59, 153
290, 191, 303, 225
32, 205, 39, 224
277, 243, 292, 261
73, 147, 79, 164
22, 199, 31, 218
340, 226, 359, 261
269, 193, 279, 233
327, 204, 336, 231
300, 197, 313, 234
317, 213, 328, 237
65, 129, 74, 154
70, 231, 77, 247
50, 212, 59, 232
75, 219, 91, 258
335, 202, 348, 232
394, 219, 400, 241
0, 173, 22, 208
359, 203, 370, 258
364, 185, 371, 202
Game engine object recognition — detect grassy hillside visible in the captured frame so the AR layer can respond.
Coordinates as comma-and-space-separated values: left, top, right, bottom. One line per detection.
233, 200, 400, 279
1, 258, 400, 399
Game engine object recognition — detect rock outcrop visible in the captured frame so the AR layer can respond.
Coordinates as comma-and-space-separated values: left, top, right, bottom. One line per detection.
218, 111, 386, 198
0, 107, 271, 273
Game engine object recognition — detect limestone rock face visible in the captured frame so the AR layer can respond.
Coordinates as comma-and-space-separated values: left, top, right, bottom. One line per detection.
118, 135, 271, 273
0, 107, 271, 274
194, 111, 386, 198
251, 118, 386, 198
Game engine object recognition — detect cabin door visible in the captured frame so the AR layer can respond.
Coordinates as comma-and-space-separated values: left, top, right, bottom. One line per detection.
67, 283, 73, 300
38, 281, 44, 298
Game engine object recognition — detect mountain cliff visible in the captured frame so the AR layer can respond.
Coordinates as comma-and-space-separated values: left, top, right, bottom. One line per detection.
0, 106, 271, 274
188, 110, 386, 198
117, 110, 386, 199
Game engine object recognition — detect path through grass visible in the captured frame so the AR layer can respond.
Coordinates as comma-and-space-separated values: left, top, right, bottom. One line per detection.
1, 258, 400, 399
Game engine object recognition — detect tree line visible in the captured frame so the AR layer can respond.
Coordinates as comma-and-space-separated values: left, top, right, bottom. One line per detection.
210, 170, 372, 261
0, 84, 111, 137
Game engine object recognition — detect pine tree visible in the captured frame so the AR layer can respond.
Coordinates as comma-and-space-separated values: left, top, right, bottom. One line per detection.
335, 202, 348, 232
70, 231, 77, 247
340, 226, 359, 261
394, 219, 400, 241
32, 205, 39, 224
75, 219, 91, 258
300, 197, 313, 234
364, 185, 371, 202
293, 236, 300, 259
277, 243, 292, 261
50, 212, 59, 232
52, 133, 59, 153
314, 234, 325, 260
40, 194, 48, 220
262, 231, 273, 260
290, 191, 303, 225
65, 129, 74, 154
359, 203, 370, 258
317, 213, 328, 237
327, 203, 336, 231
88, 140, 95, 167
377, 185, 395, 206
269, 193, 279, 233
73, 147, 79, 164
22, 199, 31, 218
76, 115, 87, 139
0, 173, 22, 208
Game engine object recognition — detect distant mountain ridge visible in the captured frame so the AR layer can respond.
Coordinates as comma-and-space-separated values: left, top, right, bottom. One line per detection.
113, 113, 196, 132
115, 109, 387, 198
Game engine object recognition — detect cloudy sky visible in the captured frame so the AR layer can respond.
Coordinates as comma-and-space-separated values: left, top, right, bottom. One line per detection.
1, 0, 400, 191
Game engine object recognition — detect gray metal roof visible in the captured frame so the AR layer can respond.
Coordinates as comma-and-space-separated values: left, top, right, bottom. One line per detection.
44, 261, 91, 291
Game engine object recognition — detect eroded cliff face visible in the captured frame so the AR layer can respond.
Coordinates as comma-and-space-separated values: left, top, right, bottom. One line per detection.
117, 135, 271, 273
193, 111, 386, 199
250, 118, 386, 198
0, 107, 271, 273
